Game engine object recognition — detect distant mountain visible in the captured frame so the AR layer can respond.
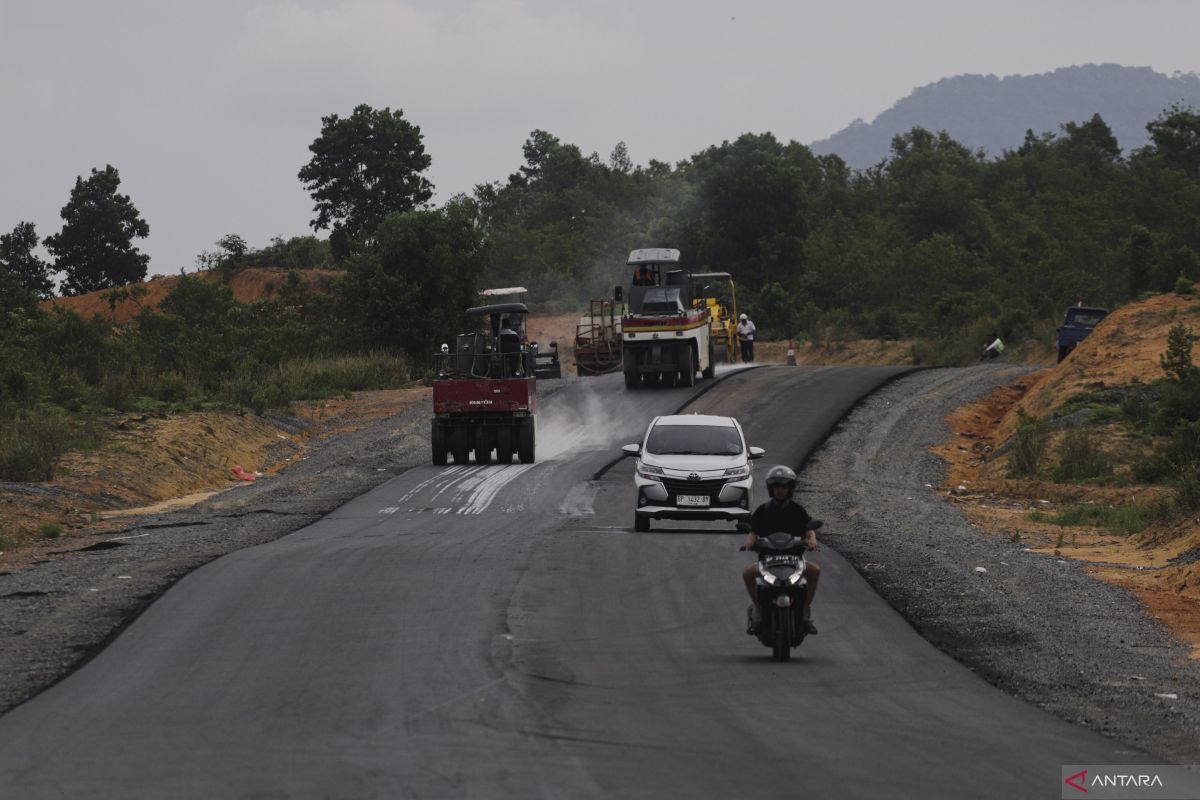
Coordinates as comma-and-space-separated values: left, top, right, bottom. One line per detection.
809, 64, 1200, 168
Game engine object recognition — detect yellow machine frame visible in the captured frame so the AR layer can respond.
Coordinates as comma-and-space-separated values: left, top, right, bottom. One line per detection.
691, 272, 739, 363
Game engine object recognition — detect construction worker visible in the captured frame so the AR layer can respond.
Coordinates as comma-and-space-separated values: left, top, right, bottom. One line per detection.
737, 313, 757, 362
632, 264, 654, 286
498, 317, 521, 375
981, 332, 1005, 361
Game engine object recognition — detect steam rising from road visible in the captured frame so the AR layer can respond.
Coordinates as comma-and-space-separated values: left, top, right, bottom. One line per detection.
536, 366, 754, 461
537, 377, 657, 461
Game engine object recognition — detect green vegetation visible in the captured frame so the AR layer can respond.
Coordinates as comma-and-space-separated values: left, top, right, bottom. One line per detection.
1051, 428, 1112, 483
1007, 410, 1050, 478
1029, 502, 1165, 536
37, 521, 62, 539
45, 165, 150, 295
5, 101, 1200, 491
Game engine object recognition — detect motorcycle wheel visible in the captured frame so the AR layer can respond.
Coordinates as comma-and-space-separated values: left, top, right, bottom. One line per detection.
773, 607, 791, 662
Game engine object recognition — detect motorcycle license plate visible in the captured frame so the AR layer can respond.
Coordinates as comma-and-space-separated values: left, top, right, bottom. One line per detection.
677, 494, 710, 507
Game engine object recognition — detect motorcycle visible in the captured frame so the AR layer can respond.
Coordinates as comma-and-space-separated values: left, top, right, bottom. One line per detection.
740, 520, 822, 662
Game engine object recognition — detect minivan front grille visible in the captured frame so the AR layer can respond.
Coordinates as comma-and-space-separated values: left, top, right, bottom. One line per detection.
662, 477, 727, 497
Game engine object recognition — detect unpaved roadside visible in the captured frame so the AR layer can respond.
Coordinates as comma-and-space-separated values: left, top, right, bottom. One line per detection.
804, 365, 1200, 763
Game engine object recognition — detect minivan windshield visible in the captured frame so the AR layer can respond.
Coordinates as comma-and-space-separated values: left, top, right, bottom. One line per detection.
646, 424, 743, 456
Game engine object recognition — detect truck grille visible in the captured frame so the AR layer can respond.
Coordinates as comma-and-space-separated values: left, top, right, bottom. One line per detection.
662, 477, 726, 497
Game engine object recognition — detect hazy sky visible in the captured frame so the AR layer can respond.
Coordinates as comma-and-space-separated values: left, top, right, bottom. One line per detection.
3, 0, 1199, 277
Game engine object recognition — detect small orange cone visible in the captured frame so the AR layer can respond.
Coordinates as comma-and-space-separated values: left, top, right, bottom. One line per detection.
786, 340, 796, 366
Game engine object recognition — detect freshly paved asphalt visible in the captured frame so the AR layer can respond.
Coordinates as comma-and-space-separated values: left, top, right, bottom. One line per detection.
0, 367, 1154, 799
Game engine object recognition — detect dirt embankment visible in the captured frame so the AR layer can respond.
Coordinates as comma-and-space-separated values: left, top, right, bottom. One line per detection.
42, 267, 343, 323
0, 390, 428, 565
937, 289, 1200, 656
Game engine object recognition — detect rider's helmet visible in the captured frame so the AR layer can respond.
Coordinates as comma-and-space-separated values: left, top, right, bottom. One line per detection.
765, 465, 797, 502
739, 313, 748, 321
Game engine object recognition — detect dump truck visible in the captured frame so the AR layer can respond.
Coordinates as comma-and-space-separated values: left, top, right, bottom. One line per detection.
431, 301, 538, 465
621, 249, 713, 389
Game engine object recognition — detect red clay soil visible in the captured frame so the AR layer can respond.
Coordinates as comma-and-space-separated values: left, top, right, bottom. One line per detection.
937, 286, 1200, 656
43, 267, 343, 323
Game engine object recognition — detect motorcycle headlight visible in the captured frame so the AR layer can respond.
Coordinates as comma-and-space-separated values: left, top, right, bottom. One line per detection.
723, 465, 749, 480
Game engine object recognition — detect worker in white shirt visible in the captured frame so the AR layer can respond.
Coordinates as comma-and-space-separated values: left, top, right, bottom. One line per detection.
736, 313, 757, 362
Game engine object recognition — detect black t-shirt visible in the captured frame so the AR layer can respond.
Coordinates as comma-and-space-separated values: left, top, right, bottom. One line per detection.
750, 500, 812, 537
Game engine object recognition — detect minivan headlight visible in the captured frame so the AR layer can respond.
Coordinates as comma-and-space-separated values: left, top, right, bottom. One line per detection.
723, 465, 750, 480
638, 462, 664, 479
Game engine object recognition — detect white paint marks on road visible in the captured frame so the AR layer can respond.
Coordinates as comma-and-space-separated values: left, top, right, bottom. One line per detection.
379, 506, 400, 515
559, 481, 599, 516
455, 464, 536, 515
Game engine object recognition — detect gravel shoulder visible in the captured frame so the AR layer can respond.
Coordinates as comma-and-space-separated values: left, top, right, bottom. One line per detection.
803, 365, 1200, 763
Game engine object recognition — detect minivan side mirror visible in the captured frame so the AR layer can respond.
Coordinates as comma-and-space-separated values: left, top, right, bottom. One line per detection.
748, 446, 765, 459
621, 443, 641, 456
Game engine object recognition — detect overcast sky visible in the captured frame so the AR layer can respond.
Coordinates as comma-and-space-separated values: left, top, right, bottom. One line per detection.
3, 0, 1199, 277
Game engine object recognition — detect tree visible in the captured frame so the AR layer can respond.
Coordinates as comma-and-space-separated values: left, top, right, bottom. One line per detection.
1146, 103, 1200, 178
298, 104, 434, 261
0, 222, 53, 298
609, 141, 633, 174
336, 200, 485, 356
44, 165, 150, 295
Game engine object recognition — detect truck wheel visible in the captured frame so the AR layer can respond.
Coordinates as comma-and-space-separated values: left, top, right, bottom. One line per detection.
431, 420, 448, 466
1057, 345, 1070, 363
643, 372, 660, 388
473, 424, 492, 465
634, 513, 650, 532
702, 342, 715, 379
518, 418, 536, 464
496, 425, 513, 464
678, 346, 695, 387
451, 426, 470, 464
623, 360, 641, 389
714, 343, 728, 364
661, 370, 677, 388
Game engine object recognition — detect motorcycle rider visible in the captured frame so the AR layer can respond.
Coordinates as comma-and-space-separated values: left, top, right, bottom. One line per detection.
741, 465, 821, 635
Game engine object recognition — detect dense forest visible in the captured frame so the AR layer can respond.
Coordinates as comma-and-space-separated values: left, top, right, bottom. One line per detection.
3, 100, 1200, 482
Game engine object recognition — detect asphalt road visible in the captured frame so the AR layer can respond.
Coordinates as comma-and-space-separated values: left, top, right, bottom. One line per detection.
0, 367, 1156, 799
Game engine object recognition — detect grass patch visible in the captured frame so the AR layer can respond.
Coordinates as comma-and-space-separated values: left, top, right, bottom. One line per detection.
1052, 427, 1113, 482
1028, 502, 1167, 536
232, 352, 412, 414
38, 521, 63, 539
1008, 410, 1049, 477
0, 412, 73, 481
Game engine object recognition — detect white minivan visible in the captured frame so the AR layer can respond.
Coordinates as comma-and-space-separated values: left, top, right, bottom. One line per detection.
621, 414, 765, 532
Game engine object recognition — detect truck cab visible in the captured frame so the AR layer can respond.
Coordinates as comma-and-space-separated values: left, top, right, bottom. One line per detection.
1056, 306, 1108, 363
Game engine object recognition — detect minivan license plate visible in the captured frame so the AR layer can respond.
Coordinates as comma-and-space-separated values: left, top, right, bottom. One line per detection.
678, 495, 710, 507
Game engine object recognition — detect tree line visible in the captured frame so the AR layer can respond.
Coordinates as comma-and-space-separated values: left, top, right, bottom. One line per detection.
3, 101, 1200, 423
